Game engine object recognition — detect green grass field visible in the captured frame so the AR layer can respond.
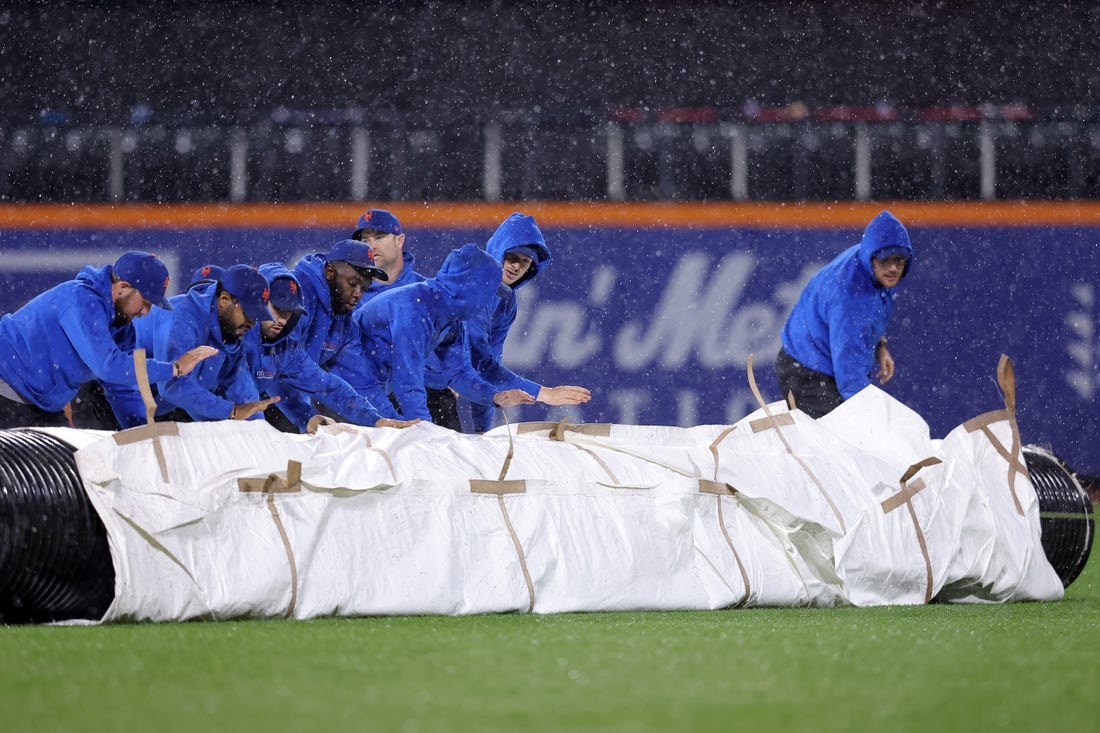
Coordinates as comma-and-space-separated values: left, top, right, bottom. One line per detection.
3, 559, 1098, 733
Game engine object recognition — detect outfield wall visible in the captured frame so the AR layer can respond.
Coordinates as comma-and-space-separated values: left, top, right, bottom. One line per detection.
1, 202, 1096, 475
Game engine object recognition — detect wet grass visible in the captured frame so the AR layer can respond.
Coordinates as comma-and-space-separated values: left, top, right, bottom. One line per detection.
2, 560, 1097, 733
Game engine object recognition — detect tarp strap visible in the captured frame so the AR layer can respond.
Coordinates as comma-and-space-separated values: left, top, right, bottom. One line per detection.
785, 389, 797, 411
881, 456, 943, 603
708, 426, 738, 481
961, 355, 1026, 516
520, 417, 619, 483
110, 348, 172, 483
470, 413, 535, 612
467, 488, 534, 612
717, 494, 751, 607
238, 461, 302, 619
572, 445, 620, 484
515, 420, 612, 437
306, 414, 335, 434
746, 354, 847, 534
308, 416, 400, 483
697, 481, 750, 605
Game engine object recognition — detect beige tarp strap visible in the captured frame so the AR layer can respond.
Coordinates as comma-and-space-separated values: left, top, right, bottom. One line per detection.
516, 418, 619, 484
961, 355, 1026, 516
238, 460, 302, 619
515, 420, 612, 437
307, 414, 399, 483
469, 411, 535, 613
698, 479, 751, 606
707, 424, 739, 481
306, 414, 336, 434
745, 354, 846, 533
112, 348, 176, 483
880, 456, 943, 603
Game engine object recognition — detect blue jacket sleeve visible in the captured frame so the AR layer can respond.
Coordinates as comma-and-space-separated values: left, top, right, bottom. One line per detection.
466, 293, 537, 432
827, 296, 878, 399
279, 345, 382, 430
386, 317, 437, 422
58, 301, 174, 386
157, 321, 259, 420
437, 329, 501, 408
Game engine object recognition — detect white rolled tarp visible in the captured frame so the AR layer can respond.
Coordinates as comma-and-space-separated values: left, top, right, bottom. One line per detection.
64, 384, 1062, 623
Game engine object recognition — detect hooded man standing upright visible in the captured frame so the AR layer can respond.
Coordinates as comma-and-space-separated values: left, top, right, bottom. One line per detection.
775, 210, 914, 418
466, 212, 591, 432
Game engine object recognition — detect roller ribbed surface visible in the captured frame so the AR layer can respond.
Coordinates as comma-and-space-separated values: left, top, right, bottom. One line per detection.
0, 429, 114, 624
1024, 445, 1094, 589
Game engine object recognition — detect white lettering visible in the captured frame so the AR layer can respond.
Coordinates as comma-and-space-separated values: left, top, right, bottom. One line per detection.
504, 282, 603, 369
503, 253, 820, 374
676, 389, 699, 426
1065, 284, 1097, 401
609, 388, 650, 424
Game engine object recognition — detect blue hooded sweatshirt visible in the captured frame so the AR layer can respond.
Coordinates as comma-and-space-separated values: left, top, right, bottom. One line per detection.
0, 264, 175, 413
246, 263, 383, 432
357, 250, 426, 307
292, 253, 372, 393
466, 212, 552, 431
352, 243, 504, 422
780, 210, 914, 399
144, 282, 261, 420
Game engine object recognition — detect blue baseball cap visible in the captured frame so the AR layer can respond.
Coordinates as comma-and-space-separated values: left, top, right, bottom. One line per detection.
268, 276, 305, 314
326, 239, 389, 281
873, 246, 910, 261
354, 208, 402, 236
506, 245, 540, 260
190, 264, 224, 289
113, 251, 172, 309
220, 265, 271, 322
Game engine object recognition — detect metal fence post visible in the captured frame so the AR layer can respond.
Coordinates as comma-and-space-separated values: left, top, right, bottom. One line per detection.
980, 120, 996, 200
108, 127, 124, 202
351, 127, 369, 201
483, 121, 502, 201
855, 122, 872, 200
606, 121, 625, 201
229, 128, 248, 202
725, 123, 747, 201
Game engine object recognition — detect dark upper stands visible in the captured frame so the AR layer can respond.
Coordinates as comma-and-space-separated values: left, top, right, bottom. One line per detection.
3, 1, 1098, 125
1, 1, 1098, 202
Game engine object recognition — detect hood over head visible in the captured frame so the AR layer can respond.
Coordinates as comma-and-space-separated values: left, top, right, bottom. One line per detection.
485, 212, 551, 289
432, 243, 504, 320
858, 210, 914, 281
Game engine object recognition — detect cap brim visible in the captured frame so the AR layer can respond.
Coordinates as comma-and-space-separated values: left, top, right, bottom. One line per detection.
347, 262, 388, 281
242, 303, 269, 322
270, 301, 306, 314
156, 296, 173, 311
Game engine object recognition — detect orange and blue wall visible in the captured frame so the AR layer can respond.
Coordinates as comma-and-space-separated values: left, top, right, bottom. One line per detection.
2, 202, 1097, 475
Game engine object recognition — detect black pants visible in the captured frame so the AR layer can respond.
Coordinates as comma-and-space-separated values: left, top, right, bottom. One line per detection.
425, 387, 463, 431
264, 402, 301, 433
0, 394, 70, 430
69, 381, 123, 431
774, 347, 844, 419
386, 388, 463, 431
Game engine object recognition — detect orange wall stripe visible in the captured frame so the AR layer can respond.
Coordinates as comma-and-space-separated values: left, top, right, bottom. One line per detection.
0, 202, 1098, 229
